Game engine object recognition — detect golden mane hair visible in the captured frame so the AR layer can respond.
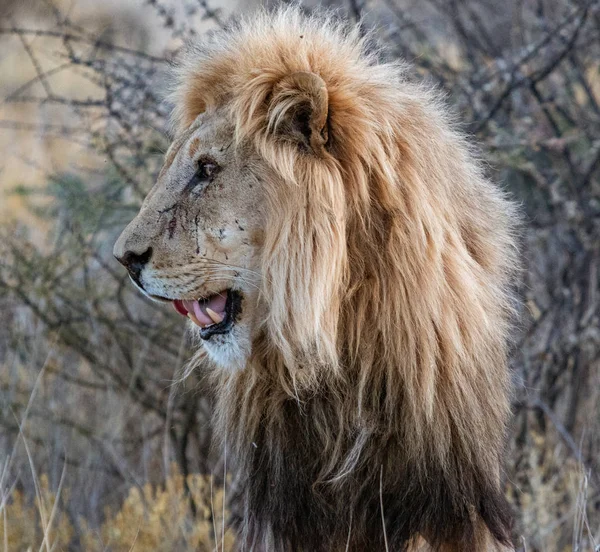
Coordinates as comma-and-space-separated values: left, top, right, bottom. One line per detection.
172, 7, 519, 550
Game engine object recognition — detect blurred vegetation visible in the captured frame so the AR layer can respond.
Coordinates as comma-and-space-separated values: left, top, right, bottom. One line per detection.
0, 0, 599, 550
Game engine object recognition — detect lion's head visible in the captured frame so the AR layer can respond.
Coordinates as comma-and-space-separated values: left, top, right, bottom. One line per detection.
114, 2, 519, 426
112, 64, 345, 372
113, 1, 519, 427
114, 9, 518, 548
113, 14, 353, 376
113, 107, 266, 369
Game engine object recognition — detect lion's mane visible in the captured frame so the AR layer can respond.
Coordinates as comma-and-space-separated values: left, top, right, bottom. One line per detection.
172, 8, 518, 551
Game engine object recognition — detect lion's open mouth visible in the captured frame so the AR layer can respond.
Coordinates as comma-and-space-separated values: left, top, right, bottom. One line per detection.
172, 289, 242, 340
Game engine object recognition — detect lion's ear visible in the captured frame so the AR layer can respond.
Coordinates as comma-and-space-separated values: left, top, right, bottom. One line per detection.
269, 71, 329, 155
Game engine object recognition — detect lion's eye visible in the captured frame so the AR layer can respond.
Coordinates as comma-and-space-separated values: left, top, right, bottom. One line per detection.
187, 159, 220, 194
197, 160, 219, 180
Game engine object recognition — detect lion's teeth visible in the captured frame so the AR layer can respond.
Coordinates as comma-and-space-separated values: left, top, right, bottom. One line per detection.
206, 307, 224, 324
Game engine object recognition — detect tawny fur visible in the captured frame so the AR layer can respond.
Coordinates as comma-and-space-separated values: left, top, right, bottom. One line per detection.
121, 7, 519, 551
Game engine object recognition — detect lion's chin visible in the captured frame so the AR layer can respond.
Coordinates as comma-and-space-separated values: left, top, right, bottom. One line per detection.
172, 289, 243, 341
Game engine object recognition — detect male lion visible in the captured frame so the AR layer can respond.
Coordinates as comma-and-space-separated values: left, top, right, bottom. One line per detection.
114, 8, 518, 551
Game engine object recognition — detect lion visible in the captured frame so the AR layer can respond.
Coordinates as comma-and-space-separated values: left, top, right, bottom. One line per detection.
113, 8, 519, 551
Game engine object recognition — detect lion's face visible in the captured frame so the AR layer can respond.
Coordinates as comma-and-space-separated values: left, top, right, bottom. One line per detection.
114, 109, 266, 368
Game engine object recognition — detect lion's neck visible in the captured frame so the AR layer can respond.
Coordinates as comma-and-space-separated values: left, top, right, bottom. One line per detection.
210, 355, 512, 552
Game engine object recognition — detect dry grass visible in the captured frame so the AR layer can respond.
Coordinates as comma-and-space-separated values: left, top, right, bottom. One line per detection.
1, 467, 233, 551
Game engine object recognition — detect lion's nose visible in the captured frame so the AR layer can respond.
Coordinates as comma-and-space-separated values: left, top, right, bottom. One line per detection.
115, 247, 153, 280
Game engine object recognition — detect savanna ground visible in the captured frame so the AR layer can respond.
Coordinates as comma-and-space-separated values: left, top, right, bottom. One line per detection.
0, 0, 599, 550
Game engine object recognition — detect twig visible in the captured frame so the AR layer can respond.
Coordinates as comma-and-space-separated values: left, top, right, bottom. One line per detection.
0, 28, 169, 62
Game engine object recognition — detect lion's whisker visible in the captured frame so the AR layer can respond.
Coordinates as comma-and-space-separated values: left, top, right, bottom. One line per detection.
172, 273, 262, 295
189, 259, 262, 278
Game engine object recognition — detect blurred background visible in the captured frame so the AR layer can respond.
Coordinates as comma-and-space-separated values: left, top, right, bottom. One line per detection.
0, 0, 598, 550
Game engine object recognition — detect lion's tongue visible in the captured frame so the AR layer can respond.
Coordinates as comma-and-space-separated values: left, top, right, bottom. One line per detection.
174, 294, 227, 327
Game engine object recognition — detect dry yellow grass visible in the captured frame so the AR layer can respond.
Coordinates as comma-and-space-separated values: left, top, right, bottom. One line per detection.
2, 459, 593, 551
1, 467, 234, 551
0, 474, 73, 550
